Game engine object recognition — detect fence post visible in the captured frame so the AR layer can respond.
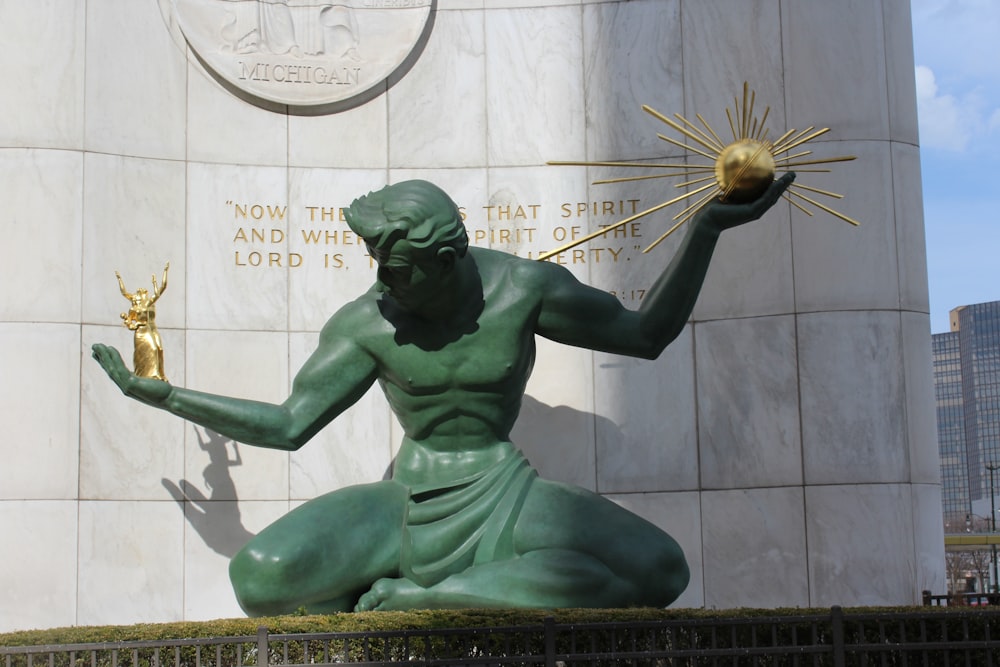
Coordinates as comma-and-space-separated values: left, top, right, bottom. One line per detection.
544, 616, 555, 667
830, 606, 845, 667
922, 589, 932, 606
257, 626, 269, 667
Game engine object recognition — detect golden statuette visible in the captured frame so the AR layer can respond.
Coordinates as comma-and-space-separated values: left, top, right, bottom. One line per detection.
544, 82, 858, 260
116, 263, 170, 382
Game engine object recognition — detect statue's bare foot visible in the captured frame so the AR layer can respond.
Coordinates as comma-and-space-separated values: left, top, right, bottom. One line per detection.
354, 577, 426, 611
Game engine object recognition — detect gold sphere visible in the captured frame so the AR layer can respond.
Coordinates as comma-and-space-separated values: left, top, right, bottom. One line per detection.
714, 139, 776, 203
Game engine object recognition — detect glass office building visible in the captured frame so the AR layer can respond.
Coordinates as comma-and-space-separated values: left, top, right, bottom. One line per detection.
934, 301, 1000, 528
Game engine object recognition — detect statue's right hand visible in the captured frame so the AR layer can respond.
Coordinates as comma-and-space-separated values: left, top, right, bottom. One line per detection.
91, 343, 172, 405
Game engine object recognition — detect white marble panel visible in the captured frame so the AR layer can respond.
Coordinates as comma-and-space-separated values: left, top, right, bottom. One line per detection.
186, 59, 289, 167
694, 201, 795, 321
0, 501, 78, 632
287, 168, 387, 331
184, 500, 288, 621
681, 0, 785, 141
387, 10, 486, 168
485, 0, 579, 8
82, 153, 186, 327
0, 149, 83, 323
81, 324, 187, 500
0, 1, 84, 150
911, 483, 947, 596
583, 0, 683, 160
288, 332, 395, 500
902, 312, 940, 485
791, 141, 898, 313
77, 501, 184, 625
892, 142, 929, 313
513, 337, 596, 490
608, 491, 703, 609
485, 165, 590, 282
289, 98, 388, 169
184, 329, 290, 500
439, 0, 484, 8
0, 323, 80, 500
798, 311, 908, 485
883, 0, 920, 145
781, 1, 889, 141
186, 162, 289, 331
702, 487, 809, 609
594, 327, 697, 493
806, 484, 917, 606
485, 7, 584, 165
85, 0, 186, 159
696, 316, 803, 489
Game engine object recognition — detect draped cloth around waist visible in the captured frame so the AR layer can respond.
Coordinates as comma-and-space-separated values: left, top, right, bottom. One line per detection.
399, 449, 537, 588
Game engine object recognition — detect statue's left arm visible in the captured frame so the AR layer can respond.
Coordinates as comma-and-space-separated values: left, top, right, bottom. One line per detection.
534, 173, 793, 359
91, 301, 379, 450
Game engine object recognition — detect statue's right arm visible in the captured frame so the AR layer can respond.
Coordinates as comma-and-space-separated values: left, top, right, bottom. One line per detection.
91, 309, 379, 451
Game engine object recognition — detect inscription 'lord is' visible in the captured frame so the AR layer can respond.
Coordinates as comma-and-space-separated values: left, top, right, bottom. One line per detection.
238, 62, 361, 86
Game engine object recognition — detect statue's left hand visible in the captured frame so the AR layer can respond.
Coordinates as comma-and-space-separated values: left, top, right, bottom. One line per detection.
698, 172, 795, 234
92, 343, 172, 405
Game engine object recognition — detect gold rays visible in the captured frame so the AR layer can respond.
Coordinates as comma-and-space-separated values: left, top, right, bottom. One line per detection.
541, 82, 858, 261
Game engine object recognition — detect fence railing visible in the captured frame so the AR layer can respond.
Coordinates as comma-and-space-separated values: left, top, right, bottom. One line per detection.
4, 606, 1000, 666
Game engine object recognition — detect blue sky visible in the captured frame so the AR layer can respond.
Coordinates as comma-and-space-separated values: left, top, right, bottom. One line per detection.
911, 0, 1000, 333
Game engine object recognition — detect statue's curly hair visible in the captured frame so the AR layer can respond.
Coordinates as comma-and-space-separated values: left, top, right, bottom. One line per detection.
344, 180, 468, 257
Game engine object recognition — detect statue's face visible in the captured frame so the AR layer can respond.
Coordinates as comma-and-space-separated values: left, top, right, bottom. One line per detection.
370, 239, 449, 314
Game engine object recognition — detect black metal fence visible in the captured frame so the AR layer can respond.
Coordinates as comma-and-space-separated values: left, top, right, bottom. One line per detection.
4, 606, 1000, 666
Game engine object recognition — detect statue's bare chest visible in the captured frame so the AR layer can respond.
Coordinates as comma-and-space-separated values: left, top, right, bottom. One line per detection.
373, 306, 536, 396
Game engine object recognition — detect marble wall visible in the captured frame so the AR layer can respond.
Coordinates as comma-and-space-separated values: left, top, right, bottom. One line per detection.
0, 0, 944, 631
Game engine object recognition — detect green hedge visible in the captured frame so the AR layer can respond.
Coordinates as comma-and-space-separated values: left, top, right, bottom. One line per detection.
0, 606, 925, 647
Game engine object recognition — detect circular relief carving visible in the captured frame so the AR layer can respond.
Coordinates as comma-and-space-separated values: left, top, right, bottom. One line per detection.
159, 0, 433, 110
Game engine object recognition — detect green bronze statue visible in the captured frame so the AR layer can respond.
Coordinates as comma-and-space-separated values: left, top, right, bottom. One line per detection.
92, 174, 793, 614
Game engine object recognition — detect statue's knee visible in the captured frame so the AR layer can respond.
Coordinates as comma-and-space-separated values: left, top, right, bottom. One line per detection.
629, 538, 689, 606
651, 543, 689, 605
229, 546, 294, 616
662, 551, 690, 601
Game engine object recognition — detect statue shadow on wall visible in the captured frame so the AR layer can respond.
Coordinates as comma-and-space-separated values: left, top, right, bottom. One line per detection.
513, 394, 624, 485
163, 398, 623, 558
161, 427, 254, 558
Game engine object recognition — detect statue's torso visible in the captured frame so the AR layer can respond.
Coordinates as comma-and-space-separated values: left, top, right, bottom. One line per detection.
358, 249, 542, 485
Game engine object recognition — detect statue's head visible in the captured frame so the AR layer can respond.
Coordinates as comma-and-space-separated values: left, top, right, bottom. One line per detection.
344, 181, 471, 314
344, 180, 468, 258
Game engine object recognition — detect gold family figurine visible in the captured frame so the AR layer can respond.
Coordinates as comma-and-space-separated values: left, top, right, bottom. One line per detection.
116, 263, 170, 382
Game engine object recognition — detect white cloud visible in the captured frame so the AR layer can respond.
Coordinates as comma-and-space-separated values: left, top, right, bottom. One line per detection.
912, 1, 1000, 154
912, 0, 1000, 84
915, 65, 973, 151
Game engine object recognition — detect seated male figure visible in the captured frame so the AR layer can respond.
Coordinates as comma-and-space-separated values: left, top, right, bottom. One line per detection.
92, 175, 792, 613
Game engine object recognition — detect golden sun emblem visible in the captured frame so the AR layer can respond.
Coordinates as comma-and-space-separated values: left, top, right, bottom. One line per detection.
541, 82, 859, 260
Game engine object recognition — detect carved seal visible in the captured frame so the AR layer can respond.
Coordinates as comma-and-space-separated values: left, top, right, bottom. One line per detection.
160, 0, 433, 109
